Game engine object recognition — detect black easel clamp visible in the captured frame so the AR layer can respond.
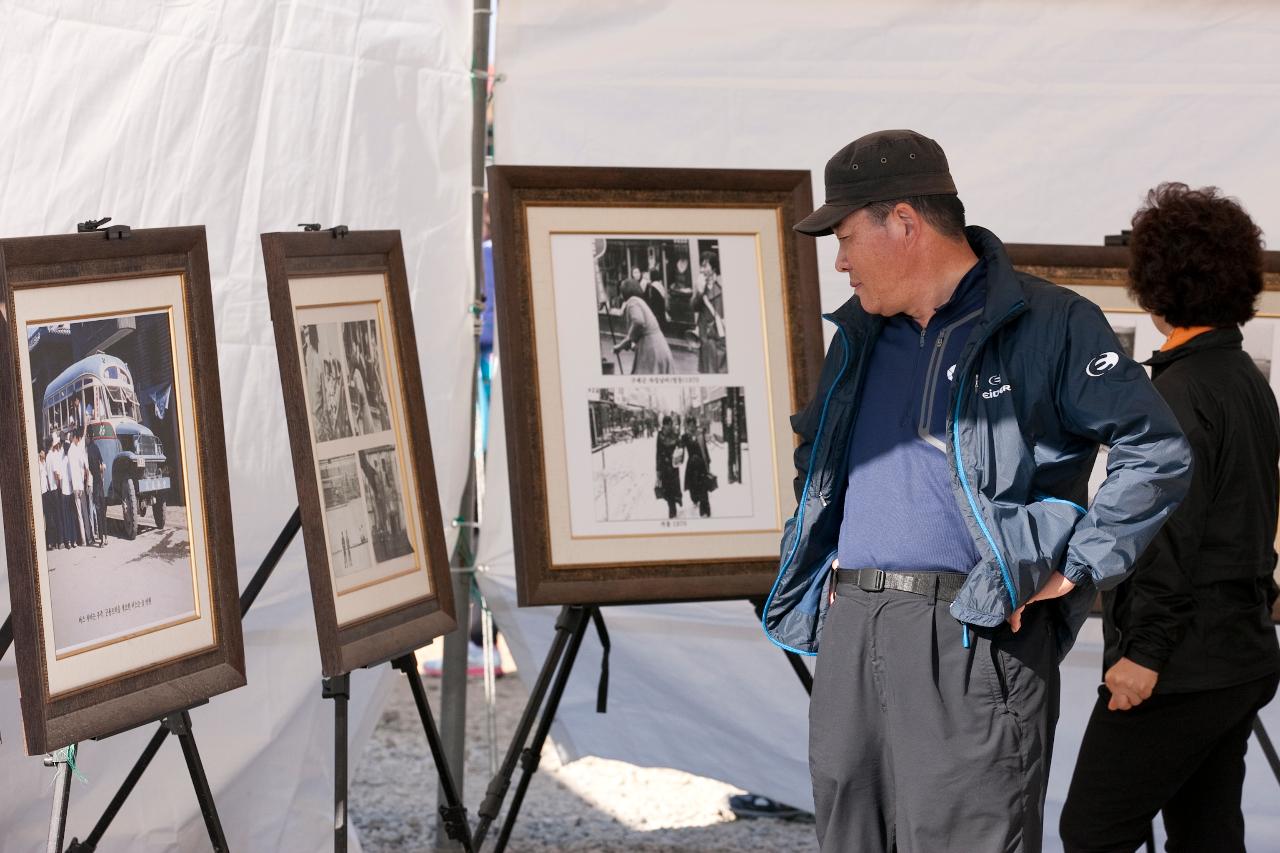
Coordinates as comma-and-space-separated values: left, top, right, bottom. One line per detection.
322, 673, 351, 701
329, 225, 349, 239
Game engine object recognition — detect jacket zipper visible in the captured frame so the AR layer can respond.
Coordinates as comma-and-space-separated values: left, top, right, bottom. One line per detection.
950, 301, 1025, 611
761, 319, 854, 655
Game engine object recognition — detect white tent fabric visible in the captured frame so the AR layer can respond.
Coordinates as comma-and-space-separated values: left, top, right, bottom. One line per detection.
0, 3, 474, 850
480, 1, 1280, 848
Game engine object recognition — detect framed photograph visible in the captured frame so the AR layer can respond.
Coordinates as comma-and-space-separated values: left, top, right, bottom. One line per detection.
489, 166, 823, 606
0, 227, 244, 754
1006, 242, 1280, 618
262, 229, 455, 676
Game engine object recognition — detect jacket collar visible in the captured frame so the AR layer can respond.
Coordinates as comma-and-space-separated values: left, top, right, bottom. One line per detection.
1146, 326, 1243, 366
824, 224, 1025, 335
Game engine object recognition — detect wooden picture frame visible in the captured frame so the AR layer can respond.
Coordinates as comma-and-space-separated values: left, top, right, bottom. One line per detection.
262, 229, 455, 677
489, 166, 823, 606
1007, 242, 1280, 621
0, 226, 244, 754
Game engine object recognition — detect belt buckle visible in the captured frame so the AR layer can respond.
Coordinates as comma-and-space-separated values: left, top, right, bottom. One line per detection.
857, 570, 885, 593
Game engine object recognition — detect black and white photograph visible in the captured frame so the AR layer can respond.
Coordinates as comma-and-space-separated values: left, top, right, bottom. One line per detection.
1109, 320, 1136, 359
589, 385, 750, 522
595, 237, 728, 376
358, 444, 414, 562
344, 318, 393, 435
26, 311, 196, 657
320, 454, 373, 578
301, 321, 355, 443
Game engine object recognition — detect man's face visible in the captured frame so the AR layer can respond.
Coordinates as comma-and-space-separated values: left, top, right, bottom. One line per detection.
833, 207, 912, 317
676, 258, 688, 273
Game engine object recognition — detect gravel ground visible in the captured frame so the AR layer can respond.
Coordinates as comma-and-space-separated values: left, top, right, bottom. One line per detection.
351, 669, 818, 852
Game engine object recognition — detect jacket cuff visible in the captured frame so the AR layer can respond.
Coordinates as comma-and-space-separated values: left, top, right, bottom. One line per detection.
1062, 560, 1093, 586
1121, 643, 1168, 674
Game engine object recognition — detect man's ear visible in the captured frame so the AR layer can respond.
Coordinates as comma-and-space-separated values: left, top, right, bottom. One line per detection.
895, 202, 919, 242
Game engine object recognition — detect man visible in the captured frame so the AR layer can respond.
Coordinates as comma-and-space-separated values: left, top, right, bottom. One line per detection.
38, 444, 56, 550
1060, 184, 1280, 852
86, 432, 107, 545
68, 429, 92, 547
761, 129, 1191, 852
53, 432, 79, 547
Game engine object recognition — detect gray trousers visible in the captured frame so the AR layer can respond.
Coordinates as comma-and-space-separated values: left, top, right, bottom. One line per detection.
810, 581, 1059, 853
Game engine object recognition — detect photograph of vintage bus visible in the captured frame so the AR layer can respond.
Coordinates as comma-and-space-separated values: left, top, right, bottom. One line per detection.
27, 311, 197, 657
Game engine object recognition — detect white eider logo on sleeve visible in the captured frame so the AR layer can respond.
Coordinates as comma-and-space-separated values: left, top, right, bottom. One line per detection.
1086, 352, 1120, 377
947, 364, 956, 382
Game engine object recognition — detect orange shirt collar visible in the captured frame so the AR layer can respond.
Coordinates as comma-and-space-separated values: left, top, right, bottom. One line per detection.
1160, 326, 1215, 352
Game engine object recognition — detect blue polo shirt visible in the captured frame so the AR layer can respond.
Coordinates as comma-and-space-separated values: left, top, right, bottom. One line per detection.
837, 261, 987, 574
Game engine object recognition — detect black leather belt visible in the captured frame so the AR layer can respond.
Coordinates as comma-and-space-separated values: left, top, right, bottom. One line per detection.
834, 568, 966, 604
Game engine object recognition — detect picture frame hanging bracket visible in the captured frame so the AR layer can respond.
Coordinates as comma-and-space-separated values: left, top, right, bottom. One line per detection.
76, 217, 131, 240
296, 223, 348, 239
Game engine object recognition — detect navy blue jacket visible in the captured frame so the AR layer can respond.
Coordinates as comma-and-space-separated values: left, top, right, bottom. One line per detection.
762, 227, 1192, 660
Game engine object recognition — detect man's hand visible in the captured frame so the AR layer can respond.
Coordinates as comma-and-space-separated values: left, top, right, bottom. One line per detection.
1104, 657, 1158, 711
1007, 571, 1076, 633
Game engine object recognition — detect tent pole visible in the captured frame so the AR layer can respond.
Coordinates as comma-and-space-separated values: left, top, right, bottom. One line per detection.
434, 0, 493, 849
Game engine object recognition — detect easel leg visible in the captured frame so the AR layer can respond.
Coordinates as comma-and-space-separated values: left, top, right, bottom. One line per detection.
493, 606, 594, 853
750, 597, 813, 696
65, 728, 169, 852
1253, 717, 1280, 787
45, 745, 75, 853
472, 605, 586, 848
323, 674, 351, 853
164, 711, 230, 852
391, 655, 474, 853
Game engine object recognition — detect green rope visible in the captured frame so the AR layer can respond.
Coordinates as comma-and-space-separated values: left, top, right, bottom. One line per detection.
55, 743, 87, 783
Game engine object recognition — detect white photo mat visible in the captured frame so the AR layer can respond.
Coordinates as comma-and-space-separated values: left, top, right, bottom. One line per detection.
290, 273, 434, 626
526, 206, 796, 568
14, 274, 212, 696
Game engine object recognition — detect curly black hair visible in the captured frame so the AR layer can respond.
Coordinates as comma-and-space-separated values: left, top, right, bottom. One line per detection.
1127, 183, 1264, 327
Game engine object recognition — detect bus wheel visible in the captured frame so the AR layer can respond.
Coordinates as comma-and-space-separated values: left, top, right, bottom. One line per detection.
154, 499, 166, 530
122, 479, 138, 541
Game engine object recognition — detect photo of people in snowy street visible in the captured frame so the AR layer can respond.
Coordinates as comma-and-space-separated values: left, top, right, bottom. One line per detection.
588, 385, 749, 522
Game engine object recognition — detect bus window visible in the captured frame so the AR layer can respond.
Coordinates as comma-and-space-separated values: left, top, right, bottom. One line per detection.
106, 386, 125, 417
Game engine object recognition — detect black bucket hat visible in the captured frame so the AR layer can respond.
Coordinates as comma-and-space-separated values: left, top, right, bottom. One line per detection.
795, 129, 957, 236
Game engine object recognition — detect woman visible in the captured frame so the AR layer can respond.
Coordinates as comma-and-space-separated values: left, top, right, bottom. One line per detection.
654, 415, 683, 518
682, 419, 713, 518
1061, 183, 1280, 853
643, 264, 671, 334
695, 251, 727, 373
613, 278, 674, 374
